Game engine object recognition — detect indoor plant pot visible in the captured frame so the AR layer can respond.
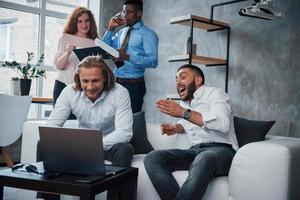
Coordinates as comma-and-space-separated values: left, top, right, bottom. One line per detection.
2, 52, 46, 96
10, 77, 20, 95
20, 79, 32, 96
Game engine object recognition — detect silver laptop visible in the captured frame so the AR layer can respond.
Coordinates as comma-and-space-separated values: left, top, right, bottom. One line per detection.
39, 126, 125, 178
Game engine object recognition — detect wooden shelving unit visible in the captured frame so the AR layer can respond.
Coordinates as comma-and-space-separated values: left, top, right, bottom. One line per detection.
170, 15, 229, 30
168, 54, 226, 66
168, 15, 230, 92
32, 97, 53, 104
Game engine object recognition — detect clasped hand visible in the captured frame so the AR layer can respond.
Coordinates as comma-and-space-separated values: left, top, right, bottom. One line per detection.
114, 49, 129, 62
65, 44, 75, 53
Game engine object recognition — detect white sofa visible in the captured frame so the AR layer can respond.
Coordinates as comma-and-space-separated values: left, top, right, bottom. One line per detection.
21, 120, 300, 200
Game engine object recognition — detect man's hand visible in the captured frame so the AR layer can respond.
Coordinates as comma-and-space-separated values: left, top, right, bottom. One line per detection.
161, 123, 184, 135
108, 17, 125, 31
156, 99, 185, 118
115, 49, 130, 61
161, 123, 176, 135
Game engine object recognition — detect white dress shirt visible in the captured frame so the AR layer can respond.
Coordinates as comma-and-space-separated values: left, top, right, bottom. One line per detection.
178, 86, 239, 151
47, 83, 133, 150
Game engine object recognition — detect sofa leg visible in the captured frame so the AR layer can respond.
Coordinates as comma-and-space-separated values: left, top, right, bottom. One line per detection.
0, 147, 14, 168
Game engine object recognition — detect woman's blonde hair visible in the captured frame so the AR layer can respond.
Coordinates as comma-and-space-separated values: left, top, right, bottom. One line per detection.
64, 7, 98, 39
74, 56, 115, 91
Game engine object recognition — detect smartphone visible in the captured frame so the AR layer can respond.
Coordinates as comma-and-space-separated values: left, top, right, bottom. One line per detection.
76, 175, 105, 183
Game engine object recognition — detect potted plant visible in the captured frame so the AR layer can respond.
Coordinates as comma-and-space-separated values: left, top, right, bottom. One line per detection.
2, 52, 46, 95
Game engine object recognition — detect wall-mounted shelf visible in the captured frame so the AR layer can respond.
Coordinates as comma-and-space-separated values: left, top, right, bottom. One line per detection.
168, 15, 230, 92
168, 54, 226, 66
170, 15, 229, 30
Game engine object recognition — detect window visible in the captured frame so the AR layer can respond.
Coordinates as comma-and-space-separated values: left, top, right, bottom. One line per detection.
0, 18, 17, 60
46, 0, 86, 13
0, 0, 92, 119
0, 8, 39, 63
2, 0, 39, 8
44, 16, 66, 66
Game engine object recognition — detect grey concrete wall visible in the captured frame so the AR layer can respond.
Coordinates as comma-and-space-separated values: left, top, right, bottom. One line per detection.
99, 0, 123, 35
101, 0, 300, 138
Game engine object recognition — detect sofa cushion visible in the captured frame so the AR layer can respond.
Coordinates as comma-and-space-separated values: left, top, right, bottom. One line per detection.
234, 116, 275, 147
131, 111, 154, 154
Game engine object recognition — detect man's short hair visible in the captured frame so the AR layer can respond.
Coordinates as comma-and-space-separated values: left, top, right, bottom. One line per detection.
124, 0, 143, 12
74, 56, 115, 91
177, 64, 205, 85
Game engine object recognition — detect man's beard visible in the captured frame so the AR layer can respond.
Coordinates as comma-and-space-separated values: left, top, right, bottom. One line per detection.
178, 81, 196, 101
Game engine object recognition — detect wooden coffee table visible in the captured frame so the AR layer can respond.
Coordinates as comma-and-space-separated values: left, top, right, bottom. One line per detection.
0, 162, 138, 200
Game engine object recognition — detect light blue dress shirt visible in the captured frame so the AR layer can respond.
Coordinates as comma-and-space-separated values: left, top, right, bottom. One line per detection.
47, 83, 133, 150
102, 21, 159, 78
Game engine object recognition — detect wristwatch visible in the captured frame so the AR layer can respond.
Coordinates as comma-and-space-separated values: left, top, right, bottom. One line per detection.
183, 109, 192, 120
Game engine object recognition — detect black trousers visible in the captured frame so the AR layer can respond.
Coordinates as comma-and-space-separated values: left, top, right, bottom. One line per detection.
104, 143, 134, 200
36, 142, 134, 200
117, 80, 146, 113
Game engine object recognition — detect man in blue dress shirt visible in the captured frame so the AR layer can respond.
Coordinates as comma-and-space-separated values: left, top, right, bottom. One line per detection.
102, 0, 159, 113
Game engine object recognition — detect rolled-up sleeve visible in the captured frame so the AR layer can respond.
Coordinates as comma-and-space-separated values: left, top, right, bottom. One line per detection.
53, 35, 67, 69
201, 91, 232, 134
102, 30, 119, 49
129, 31, 159, 68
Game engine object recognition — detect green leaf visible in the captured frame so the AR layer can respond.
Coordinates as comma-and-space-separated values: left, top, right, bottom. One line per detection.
1, 52, 47, 79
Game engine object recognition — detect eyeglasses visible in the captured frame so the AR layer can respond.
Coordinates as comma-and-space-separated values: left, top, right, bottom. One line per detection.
121, 9, 139, 16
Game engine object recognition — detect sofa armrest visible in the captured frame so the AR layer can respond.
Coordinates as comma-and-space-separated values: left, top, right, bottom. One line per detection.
229, 135, 300, 200
21, 120, 46, 163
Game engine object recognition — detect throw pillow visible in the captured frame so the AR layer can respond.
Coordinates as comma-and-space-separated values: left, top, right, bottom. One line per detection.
130, 111, 154, 154
234, 116, 275, 147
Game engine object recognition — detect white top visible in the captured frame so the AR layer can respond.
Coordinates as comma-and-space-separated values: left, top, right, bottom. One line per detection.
178, 86, 239, 151
47, 83, 133, 150
53, 33, 96, 85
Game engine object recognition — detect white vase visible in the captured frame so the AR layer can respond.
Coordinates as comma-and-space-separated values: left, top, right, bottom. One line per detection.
10, 79, 20, 95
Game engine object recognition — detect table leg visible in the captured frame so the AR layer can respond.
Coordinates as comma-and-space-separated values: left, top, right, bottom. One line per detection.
80, 192, 94, 200
125, 176, 138, 200
0, 185, 3, 200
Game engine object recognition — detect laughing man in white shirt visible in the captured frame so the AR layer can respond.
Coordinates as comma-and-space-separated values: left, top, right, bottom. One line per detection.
144, 64, 238, 200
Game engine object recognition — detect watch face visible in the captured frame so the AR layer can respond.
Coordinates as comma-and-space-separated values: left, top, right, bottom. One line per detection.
183, 109, 191, 120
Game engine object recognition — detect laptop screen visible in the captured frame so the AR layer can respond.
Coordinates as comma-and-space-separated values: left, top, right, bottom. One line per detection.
39, 126, 106, 176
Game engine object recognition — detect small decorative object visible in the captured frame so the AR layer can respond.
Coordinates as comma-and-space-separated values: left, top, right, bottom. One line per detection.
10, 77, 20, 95
2, 52, 46, 95
185, 36, 197, 55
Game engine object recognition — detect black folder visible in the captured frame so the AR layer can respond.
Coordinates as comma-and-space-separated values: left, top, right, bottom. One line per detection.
73, 46, 111, 61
